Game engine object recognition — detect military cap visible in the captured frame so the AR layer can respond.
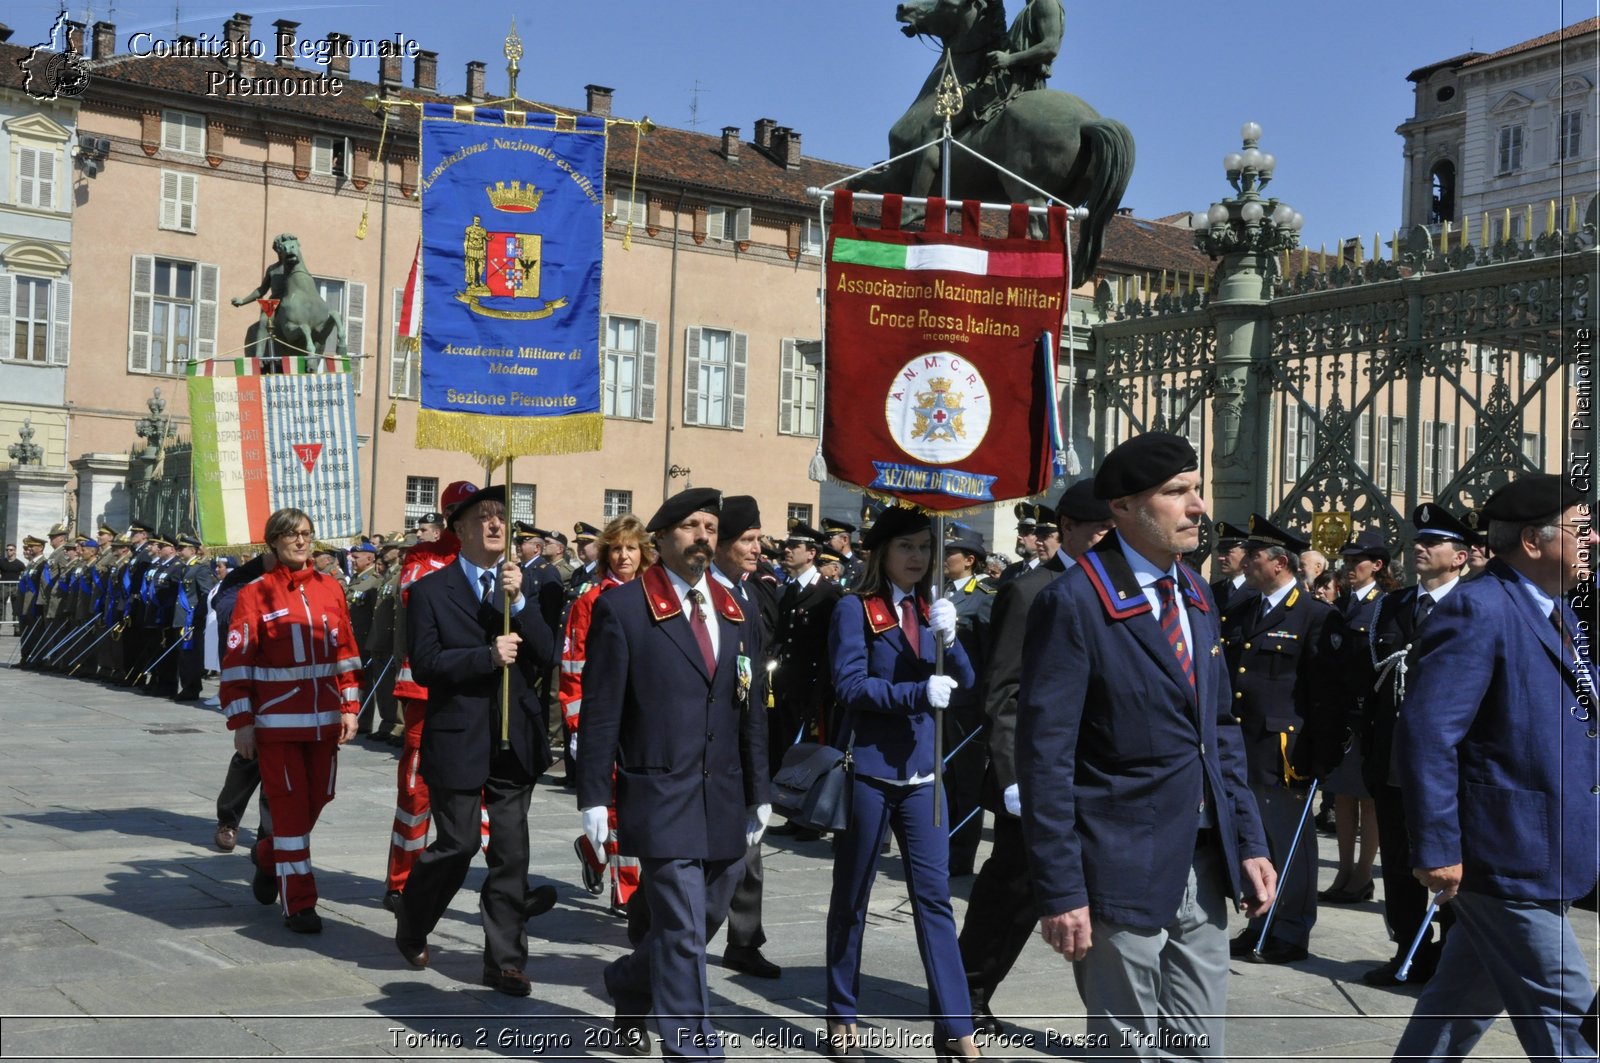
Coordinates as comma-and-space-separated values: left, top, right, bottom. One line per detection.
862, 506, 931, 551
1013, 501, 1039, 529
573, 521, 601, 542
1481, 474, 1587, 525
312, 543, 338, 556
547, 529, 568, 546
645, 487, 721, 533
785, 520, 826, 545
1213, 521, 1249, 550
1247, 513, 1311, 555
22, 535, 45, 546
148, 536, 173, 549
759, 540, 784, 561
1338, 528, 1391, 560
48, 523, 70, 538
1093, 432, 1199, 500
445, 483, 507, 529
129, 522, 155, 535
1056, 480, 1113, 523
859, 499, 882, 529
111, 537, 131, 548
1461, 508, 1485, 547
512, 521, 539, 543
816, 546, 846, 566
1411, 504, 1472, 543
718, 495, 762, 542
175, 534, 201, 549
378, 539, 402, 555
944, 531, 987, 559
821, 517, 856, 535
417, 511, 444, 526
400, 532, 420, 547
439, 479, 480, 516
77, 538, 97, 549
350, 541, 377, 554
97, 524, 117, 538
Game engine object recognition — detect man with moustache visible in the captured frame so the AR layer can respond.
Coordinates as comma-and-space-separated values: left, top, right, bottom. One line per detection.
1017, 434, 1274, 1058
578, 488, 769, 1059
1391, 475, 1598, 1061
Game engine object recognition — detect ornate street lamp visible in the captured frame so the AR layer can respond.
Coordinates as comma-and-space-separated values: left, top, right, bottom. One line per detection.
1191, 122, 1304, 261
8, 417, 43, 466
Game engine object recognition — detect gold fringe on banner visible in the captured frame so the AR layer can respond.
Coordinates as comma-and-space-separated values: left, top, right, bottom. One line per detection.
398, 336, 420, 353
416, 409, 604, 462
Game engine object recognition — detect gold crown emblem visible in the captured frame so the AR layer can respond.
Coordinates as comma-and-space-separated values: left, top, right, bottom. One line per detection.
486, 181, 544, 213
926, 378, 952, 394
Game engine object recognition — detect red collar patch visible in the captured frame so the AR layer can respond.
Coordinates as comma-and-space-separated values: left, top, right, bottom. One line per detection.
641, 564, 745, 625
863, 592, 927, 635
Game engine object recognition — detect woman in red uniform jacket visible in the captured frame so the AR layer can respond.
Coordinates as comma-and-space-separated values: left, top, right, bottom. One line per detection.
222, 507, 361, 933
560, 513, 654, 911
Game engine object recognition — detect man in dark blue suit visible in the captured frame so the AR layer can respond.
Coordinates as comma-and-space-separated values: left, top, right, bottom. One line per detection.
1392, 474, 1598, 1062
577, 487, 769, 1060
1017, 433, 1275, 1058
393, 484, 556, 996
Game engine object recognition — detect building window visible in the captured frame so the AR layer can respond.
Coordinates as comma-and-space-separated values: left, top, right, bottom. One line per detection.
129, 256, 217, 374
389, 287, 420, 398
1375, 415, 1406, 493
708, 206, 750, 243
1559, 110, 1583, 162
159, 169, 198, 232
404, 476, 438, 527
613, 189, 646, 227
1523, 352, 1542, 381
1422, 421, 1457, 496
510, 484, 535, 524
787, 503, 813, 529
1496, 124, 1523, 174
10, 277, 51, 363
311, 276, 365, 387
1522, 431, 1543, 467
161, 109, 205, 155
1282, 403, 1315, 480
604, 316, 658, 421
15, 146, 56, 210
1490, 213, 1525, 245
603, 489, 633, 520
801, 218, 824, 256
1427, 160, 1455, 224
684, 326, 747, 429
779, 339, 820, 437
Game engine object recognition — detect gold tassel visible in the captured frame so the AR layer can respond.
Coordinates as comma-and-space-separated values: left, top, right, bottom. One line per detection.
415, 410, 604, 461
399, 336, 420, 354
381, 401, 398, 433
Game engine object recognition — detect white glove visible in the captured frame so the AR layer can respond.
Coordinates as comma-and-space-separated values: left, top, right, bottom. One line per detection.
929, 598, 958, 648
581, 806, 609, 856
745, 803, 772, 848
926, 674, 959, 709
1003, 783, 1022, 817
568, 733, 578, 760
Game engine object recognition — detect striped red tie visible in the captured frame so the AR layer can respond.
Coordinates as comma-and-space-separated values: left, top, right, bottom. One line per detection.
1155, 576, 1195, 690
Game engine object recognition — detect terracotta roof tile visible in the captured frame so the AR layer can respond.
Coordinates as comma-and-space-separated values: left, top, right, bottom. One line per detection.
1462, 16, 1598, 67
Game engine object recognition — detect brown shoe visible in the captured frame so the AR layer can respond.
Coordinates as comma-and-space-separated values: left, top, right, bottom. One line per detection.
213, 823, 238, 852
395, 932, 429, 969
482, 967, 532, 997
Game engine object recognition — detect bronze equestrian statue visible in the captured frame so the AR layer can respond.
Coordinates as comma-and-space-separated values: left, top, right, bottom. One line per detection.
865, 0, 1134, 284
231, 233, 348, 372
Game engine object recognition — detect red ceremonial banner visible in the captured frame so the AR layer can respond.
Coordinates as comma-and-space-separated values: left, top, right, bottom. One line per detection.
822, 191, 1069, 512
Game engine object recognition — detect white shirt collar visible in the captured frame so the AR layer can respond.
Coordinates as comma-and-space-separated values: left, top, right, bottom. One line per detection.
1056, 547, 1076, 569
1026, 556, 1041, 569
1509, 566, 1554, 617
1351, 581, 1376, 601
1261, 578, 1295, 612
710, 564, 736, 589
1231, 573, 1246, 589
791, 565, 820, 589
890, 583, 918, 610
1118, 535, 1179, 591
1420, 575, 1461, 606
662, 563, 713, 606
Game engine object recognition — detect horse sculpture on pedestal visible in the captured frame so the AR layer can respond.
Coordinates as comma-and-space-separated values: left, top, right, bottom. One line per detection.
863, 0, 1135, 285
231, 233, 348, 372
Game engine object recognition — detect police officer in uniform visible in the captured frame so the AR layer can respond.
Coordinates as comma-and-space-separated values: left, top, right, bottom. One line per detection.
16, 535, 46, 653
1222, 514, 1342, 964
1353, 504, 1472, 986
568, 522, 601, 600
365, 541, 404, 743
769, 522, 843, 781
145, 537, 183, 696
1210, 521, 1252, 616
942, 526, 993, 878
26, 523, 73, 669
822, 518, 863, 590
120, 523, 156, 683
995, 504, 1040, 586
515, 522, 568, 771
99, 537, 133, 680
173, 534, 216, 701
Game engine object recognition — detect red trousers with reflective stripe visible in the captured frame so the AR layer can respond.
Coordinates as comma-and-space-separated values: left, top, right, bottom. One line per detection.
385, 698, 488, 893
254, 739, 337, 916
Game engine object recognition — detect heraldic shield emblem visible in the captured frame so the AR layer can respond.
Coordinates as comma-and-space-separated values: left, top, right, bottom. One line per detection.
457, 181, 568, 320
885, 351, 992, 465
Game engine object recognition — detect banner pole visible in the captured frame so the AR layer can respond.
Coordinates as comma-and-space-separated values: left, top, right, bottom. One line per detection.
931, 83, 955, 828
499, 454, 513, 752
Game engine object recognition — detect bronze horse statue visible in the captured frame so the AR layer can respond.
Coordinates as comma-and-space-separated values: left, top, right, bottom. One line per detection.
231, 233, 348, 371
863, 0, 1135, 284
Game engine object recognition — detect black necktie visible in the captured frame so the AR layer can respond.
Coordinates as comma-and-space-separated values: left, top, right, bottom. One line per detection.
479, 571, 494, 605
1258, 595, 1271, 624
1414, 592, 1434, 627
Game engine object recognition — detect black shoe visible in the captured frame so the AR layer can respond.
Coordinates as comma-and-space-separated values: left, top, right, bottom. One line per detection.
768, 820, 800, 836
524, 884, 558, 920
603, 967, 651, 1057
382, 889, 403, 914
1315, 808, 1337, 835
1229, 929, 1256, 957
1319, 880, 1376, 904
793, 826, 826, 842
1359, 957, 1405, 986
575, 837, 605, 895
285, 908, 322, 934
722, 944, 781, 979
972, 998, 1003, 1037
250, 848, 279, 906
1247, 939, 1309, 964
173, 691, 201, 702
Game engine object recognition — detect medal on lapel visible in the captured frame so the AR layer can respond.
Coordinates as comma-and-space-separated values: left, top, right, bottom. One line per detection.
736, 642, 752, 706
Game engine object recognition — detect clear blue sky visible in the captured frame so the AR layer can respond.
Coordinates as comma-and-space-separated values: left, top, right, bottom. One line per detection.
7, 0, 1591, 252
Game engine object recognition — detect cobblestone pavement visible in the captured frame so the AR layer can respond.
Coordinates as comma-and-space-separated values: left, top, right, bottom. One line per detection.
0, 638, 1592, 1060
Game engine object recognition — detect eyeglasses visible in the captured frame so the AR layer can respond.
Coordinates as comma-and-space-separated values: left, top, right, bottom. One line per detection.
277, 530, 313, 542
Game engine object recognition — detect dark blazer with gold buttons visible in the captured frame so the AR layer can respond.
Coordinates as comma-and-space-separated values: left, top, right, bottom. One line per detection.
1220, 584, 1342, 787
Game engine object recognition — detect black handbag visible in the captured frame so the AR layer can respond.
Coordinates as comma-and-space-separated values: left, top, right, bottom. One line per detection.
771, 737, 853, 832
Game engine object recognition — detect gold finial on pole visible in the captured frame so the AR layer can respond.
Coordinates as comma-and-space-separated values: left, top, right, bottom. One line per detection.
504, 16, 523, 102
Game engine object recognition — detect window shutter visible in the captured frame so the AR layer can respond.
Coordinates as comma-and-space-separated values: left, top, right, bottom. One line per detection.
683, 326, 701, 425
180, 174, 198, 231
730, 330, 748, 429
638, 320, 657, 422
1282, 404, 1298, 480
312, 138, 333, 175
734, 207, 752, 243
0, 274, 13, 361
346, 281, 366, 389
390, 288, 407, 396
50, 277, 71, 366
160, 172, 178, 229
37, 149, 54, 210
779, 338, 796, 435
194, 262, 219, 364
17, 148, 36, 206
129, 255, 154, 372
1391, 417, 1407, 490
1444, 422, 1457, 485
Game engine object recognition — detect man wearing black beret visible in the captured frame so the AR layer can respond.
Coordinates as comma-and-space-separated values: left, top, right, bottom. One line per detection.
1392, 474, 1598, 1060
1016, 433, 1273, 1052
577, 487, 769, 1056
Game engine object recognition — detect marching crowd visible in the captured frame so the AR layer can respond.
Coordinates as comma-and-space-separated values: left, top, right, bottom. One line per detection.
3, 431, 1596, 1062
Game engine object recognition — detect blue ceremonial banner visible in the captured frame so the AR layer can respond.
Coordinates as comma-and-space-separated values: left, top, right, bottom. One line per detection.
416, 103, 607, 460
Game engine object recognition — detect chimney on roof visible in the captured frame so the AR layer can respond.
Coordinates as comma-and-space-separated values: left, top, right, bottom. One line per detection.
466, 61, 486, 102
324, 32, 351, 78
0, 22, 13, 45
772, 126, 803, 170
223, 14, 254, 75
721, 126, 741, 162
378, 42, 403, 91
754, 118, 776, 150
65, 19, 85, 55
273, 19, 298, 65
414, 50, 437, 92
586, 85, 613, 117
92, 21, 115, 58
